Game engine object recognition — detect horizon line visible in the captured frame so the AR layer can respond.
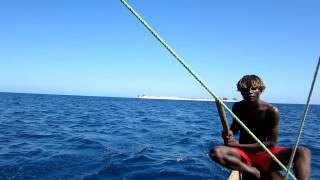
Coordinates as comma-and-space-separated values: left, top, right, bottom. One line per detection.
0, 91, 318, 106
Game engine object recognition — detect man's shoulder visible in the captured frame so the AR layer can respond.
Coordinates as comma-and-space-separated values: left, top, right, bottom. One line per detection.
232, 101, 244, 111
262, 101, 279, 114
233, 100, 245, 107
261, 102, 280, 123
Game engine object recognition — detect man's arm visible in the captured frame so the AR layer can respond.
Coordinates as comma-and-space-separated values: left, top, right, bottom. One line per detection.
265, 106, 279, 147
230, 102, 241, 134
222, 103, 241, 142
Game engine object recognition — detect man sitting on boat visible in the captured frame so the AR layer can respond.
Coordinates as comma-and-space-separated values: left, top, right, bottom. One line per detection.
209, 75, 311, 179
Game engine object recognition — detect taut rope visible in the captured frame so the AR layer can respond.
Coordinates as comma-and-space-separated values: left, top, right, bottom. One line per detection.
285, 57, 320, 180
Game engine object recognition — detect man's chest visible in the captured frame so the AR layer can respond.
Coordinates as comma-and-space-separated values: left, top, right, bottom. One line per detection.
238, 111, 269, 133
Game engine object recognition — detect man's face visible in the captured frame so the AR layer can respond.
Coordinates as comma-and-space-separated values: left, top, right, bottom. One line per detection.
239, 86, 261, 102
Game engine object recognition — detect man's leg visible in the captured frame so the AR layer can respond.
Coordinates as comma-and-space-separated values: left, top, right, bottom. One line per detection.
269, 146, 311, 180
209, 146, 260, 178
268, 171, 284, 180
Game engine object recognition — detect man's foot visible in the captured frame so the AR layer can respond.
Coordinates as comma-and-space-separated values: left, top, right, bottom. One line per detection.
251, 167, 261, 179
242, 167, 260, 180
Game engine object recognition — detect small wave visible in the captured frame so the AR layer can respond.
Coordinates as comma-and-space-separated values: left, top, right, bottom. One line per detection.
8, 142, 29, 149
66, 137, 105, 150
173, 137, 193, 145
158, 169, 208, 180
123, 154, 157, 165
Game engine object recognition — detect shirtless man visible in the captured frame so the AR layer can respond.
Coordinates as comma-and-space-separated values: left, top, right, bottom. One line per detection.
209, 75, 311, 179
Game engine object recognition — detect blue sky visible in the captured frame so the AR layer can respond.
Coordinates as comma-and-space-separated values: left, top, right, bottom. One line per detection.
0, 0, 319, 104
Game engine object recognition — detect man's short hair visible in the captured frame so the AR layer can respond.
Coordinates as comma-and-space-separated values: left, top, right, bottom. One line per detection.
237, 75, 266, 92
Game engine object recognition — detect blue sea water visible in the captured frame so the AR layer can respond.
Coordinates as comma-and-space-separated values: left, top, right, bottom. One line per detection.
0, 92, 319, 180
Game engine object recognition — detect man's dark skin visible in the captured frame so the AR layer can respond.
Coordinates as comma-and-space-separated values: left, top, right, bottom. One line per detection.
210, 85, 311, 179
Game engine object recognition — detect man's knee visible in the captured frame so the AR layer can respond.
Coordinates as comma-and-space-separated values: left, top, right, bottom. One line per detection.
296, 146, 311, 159
209, 146, 226, 162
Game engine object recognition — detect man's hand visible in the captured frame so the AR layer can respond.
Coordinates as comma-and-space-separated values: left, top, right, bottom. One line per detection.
221, 129, 240, 148
221, 129, 233, 141
225, 137, 240, 147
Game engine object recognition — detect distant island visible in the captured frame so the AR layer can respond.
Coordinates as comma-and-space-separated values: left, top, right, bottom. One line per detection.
137, 95, 238, 102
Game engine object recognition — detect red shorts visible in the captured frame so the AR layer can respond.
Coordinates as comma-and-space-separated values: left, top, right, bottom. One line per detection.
233, 146, 285, 172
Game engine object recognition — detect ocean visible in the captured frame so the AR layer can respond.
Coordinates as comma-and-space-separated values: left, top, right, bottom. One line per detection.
0, 92, 319, 179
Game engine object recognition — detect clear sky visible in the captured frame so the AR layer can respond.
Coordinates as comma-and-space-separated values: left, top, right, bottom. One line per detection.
0, 0, 319, 104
